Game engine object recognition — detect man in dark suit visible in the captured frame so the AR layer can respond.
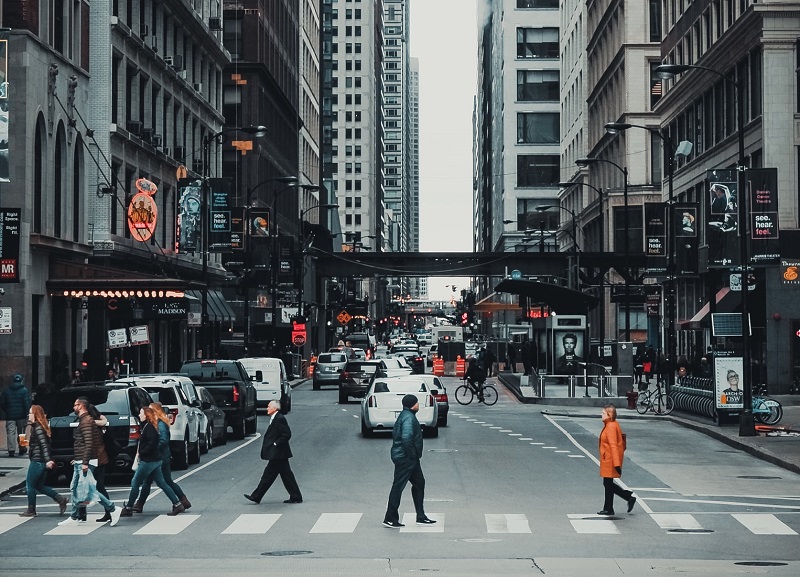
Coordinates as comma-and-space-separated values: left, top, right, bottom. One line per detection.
244, 400, 303, 504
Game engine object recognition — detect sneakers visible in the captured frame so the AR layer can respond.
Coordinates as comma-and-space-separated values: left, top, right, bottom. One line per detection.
58, 517, 85, 526
627, 496, 637, 513
56, 496, 68, 516
109, 506, 122, 527
382, 520, 405, 528
167, 503, 185, 516
416, 517, 436, 525
597, 510, 614, 516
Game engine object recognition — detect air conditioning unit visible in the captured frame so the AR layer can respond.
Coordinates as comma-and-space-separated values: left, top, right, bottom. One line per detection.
151, 134, 163, 148
140, 24, 149, 37
193, 82, 203, 93
209, 17, 222, 30
175, 146, 185, 161
165, 55, 184, 71
141, 127, 154, 142
126, 120, 142, 136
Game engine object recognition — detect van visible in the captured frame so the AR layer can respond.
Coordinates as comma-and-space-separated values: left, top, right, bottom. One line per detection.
237, 357, 292, 412
345, 333, 376, 358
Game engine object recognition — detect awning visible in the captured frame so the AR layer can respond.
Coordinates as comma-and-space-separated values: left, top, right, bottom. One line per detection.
680, 287, 740, 329
494, 278, 599, 314
473, 292, 522, 313
186, 290, 233, 322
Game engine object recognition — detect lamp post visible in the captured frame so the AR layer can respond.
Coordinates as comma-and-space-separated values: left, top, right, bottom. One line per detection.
242, 175, 299, 356
201, 125, 267, 359
298, 203, 337, 318
536, 205, 579, 290
576, 157, 630, 341
605, 121, 677, 395
655, 63, 754, 436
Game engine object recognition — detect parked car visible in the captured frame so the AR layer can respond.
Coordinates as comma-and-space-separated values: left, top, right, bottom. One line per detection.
415, 374, 449, 427
313, 352, 349, 390
117, 375, 204, 469
352, 348, 368, 361
38, 382, 154, 481
360, 376, 439, 438
196, 386, 227, 448
339, 359, 382, 404
426, 344, 439, 367
374, 357, 414, 378
237, 357, 292, 412
391, 344, 425, 374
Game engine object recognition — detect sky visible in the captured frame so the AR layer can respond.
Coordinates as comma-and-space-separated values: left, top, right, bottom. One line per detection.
409, 0, 478, 301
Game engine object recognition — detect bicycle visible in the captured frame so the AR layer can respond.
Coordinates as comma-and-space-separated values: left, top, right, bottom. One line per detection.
636, 381, 674, 415
752, 393, 783, 425
455, 378, 498, 406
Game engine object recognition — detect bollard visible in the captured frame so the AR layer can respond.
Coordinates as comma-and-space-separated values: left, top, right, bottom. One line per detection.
626, 390, 638, 410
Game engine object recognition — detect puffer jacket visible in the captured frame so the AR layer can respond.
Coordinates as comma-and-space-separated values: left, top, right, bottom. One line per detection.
27, 422, 52, 463
390, 408, 423, 463
73, 412, 97, 466
0, 382, 31, 420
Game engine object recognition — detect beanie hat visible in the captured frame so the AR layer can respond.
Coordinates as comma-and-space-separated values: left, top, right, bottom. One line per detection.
402, 394, 418, 408
13, 374, 22, 383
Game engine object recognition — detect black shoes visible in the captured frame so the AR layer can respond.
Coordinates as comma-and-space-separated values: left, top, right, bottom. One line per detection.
283, 498, 303, 504
243, 494, 260, 504
96, 511, 111, 523
627, 496, 637, 513
382, 520, 405, 528
597, 510, 614, 516
416, 517, 436, 525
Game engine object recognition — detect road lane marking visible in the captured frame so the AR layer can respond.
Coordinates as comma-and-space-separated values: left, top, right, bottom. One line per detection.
568, 514, 619, 534
400, 512, 443, 532
508, 433, 522, 436
310, 512, 362, 533
0, 515, 32, 534
519, 437, 533, 441
651, 513, 704, 531
732, 513, 797, 535
485, 513, 531, 533
222, 513, 281, 534
45, 513, 107, 535
643, 497, 800, 510
133, 514, 200, 535
499, 429, 512, 432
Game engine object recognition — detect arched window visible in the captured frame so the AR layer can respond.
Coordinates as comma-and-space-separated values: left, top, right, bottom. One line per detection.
54, 122, 67, 238
73, 135, 84, 241
33, 115, 45, 234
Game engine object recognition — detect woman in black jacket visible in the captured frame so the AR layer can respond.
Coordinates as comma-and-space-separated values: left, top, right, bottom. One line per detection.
19, 405, 68, 517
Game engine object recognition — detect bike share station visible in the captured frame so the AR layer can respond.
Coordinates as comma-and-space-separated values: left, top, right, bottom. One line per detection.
520, 314, 635, 402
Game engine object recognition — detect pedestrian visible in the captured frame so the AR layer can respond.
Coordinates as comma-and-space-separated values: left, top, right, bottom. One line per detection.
85, 403, 113, 522
521, 339, 533, 376
1, 374, 32, 457
506, 342, 517, 372
58, 397, 122, 526
244, 400, 303, 505
382, 394, 435, 528
70, 370, 83, 384
119, 407, 186, 518
597, 404, 635, 516
134, 402, 191, 513
642, 345, 655, 384
484, 346, 497, 377
18, 404, 68, 517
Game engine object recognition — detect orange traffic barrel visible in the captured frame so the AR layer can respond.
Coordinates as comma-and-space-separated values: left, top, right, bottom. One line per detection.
455, 355, 466, 378
433, 356, 445, 377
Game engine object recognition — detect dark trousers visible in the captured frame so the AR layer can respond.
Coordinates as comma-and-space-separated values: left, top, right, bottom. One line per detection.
602, 477, 632, 512
251, 458, 302, 502
384, 458, 425, 523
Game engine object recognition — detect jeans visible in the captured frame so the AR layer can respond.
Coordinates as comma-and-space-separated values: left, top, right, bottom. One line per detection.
5, 419, 27, 453
125, 460, 178, 508
26, 460, 60, 508
385, 457, 426, 523
69, 463, 116, 519
139, 457, 185, 502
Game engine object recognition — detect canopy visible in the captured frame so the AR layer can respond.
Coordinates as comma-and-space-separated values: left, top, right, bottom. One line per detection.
494, 278, 599, 314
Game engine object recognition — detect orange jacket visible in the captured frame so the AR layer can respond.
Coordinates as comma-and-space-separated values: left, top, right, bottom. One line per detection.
599, 420, 624, 478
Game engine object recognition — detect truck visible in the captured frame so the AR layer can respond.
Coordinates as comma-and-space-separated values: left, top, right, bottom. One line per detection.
179, 359, 258, 440
431, 325, 464, 343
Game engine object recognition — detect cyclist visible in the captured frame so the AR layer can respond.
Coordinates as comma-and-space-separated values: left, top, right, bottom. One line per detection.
463, 356, 486, 401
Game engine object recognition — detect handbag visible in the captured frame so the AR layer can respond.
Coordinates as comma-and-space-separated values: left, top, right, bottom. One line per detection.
131, 452, 140, 471
621, 432, 627, 451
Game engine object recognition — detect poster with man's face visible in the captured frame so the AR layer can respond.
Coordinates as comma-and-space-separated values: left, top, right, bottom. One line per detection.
553, 330, 584, 374
714, 356, 744, 409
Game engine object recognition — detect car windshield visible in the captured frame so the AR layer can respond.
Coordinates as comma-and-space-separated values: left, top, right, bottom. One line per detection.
142, 386, 179, 405
40, 388, 129, 417
181, 361, 238, 379
319, 353, 346, 363
345, 362, 379, 373
372, 381, 427, 394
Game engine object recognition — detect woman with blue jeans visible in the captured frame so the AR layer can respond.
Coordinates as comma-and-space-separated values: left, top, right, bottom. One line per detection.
119, 406, 185, 518
19, 405, 68, 517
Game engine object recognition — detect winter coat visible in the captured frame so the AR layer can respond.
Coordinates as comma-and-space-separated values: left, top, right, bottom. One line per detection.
156, 420, 171, 461
391, 408, 422, 463
0, 382, 31, 421
599, 420, 625, 478
138, 422, 162, 462
27, 422, 52, 463
73, 412, 98, 466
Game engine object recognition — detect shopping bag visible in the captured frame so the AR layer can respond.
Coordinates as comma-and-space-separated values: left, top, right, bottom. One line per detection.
131, 453, 140, 471
75, 468, 99, 505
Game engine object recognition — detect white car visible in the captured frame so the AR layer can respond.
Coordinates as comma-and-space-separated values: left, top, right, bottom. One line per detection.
360, 376, 439, 438
237, 357, 291, 412
377, 357, 414, 377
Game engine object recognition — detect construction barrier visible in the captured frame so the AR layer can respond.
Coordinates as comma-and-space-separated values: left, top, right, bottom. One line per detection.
455, 355, 466, 378
308, 355, 317, 378
432, 356, 445, 377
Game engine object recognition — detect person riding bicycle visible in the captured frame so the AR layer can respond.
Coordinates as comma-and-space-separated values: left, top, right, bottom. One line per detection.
463, 357, 486, 400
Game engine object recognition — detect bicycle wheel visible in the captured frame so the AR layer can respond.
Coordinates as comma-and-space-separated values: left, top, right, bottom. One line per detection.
755, 397, 783, 425
454, 384, 474, 405
636, 391, 651, 415
481, 385, 498, 406
653, 392, 674, 415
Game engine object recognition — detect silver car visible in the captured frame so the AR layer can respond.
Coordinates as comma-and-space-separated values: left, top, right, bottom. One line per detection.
313, 352, 349, 390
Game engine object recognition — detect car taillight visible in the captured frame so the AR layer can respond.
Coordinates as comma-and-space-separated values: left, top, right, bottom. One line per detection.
434, 393, 447, 403
368, 395, 377, 407
168, 408, 178, 425
129, 423, 141, 441
366, 350, 372, 360
233, 385, 240, 403
341, 371, 350, 381
427, 394, 434, 407
415, 356, 423, 362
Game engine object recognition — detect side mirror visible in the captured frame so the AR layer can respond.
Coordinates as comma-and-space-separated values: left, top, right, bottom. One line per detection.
201, 401, 211, 410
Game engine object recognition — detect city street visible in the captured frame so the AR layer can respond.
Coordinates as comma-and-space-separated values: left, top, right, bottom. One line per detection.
2, 377, 800, 576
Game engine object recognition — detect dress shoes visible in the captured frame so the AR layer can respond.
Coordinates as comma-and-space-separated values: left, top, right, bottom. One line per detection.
597, 510, 614, 516
283, 498, 303, 504
627, 496, 637, 513
243, 494, 260, 504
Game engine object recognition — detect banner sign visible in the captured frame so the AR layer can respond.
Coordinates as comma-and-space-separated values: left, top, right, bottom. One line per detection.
209, 178, 233, 252
714, 353, 744, 409
176, 179, 202, 253
644, 202, 666, 274
674, 203, 698, 275
1, 30, 10, 183
782, 260, 800, 285
0, 207, 20, 282
230, 207, 245, 251
127, 178, 158, 242
706, 170, 738, 267
746, 167, 780, 264
249, 208, 270, 237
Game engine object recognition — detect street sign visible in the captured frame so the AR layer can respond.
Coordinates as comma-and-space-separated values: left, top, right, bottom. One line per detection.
129, 325, 150, 346
107, 328, 129, 348
337, 310, 352, 324
292, 333, 307, 347
0, 307, 11, 334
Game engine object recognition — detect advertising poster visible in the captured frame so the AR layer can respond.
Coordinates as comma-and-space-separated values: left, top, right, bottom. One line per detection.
229, 207, 245, 251
674, 203, 698, 275
0, 30, 9, 183
747, 168, 780, 264
714, 354, 744, 409
0, 207, 20, 282
127, 179, 158, 243
176, 179, 202, 253
644, 202, 666, 273
209, 178, 233, 252
706, 169, 739, 267
552, 330, 585, 376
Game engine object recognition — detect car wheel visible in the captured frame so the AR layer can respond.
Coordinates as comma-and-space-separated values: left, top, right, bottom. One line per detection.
313, 381, 320, 391
173, 436, 189, 470
245, 412, 258, 435
424, 425, 439, 438
339, 389, 348, 404
231, 415, 246, 440
361, 419, 373, 438
189, 434, 201, 465
217, 419, 228, 445
201, 424, 212, 453
281, 393, 291, 413
439, 415, 448, 427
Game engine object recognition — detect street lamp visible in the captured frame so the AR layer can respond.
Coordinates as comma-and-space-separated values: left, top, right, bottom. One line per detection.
201, 125, 267, 359
537, 205, 579, 291
655, 63, 754, 436
576, 157, 630, 341
298, 203, 337, 318
241, 175, 298, 356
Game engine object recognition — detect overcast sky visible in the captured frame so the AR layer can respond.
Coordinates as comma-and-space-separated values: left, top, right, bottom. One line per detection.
409, 0, 477, 301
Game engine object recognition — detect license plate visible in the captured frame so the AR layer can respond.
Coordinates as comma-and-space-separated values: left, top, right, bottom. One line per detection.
764, 400, 779, 407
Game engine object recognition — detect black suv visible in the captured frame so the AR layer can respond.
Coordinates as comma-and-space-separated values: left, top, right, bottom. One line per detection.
338, 360, 381, 404
38, 382, 153, 481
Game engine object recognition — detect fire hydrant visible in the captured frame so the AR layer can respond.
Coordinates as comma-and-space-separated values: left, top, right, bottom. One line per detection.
626, 390, 639, 410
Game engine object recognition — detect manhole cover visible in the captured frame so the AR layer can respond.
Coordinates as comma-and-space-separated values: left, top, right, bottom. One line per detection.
737, 475, 782, 480
734, 562, 788, 567
261, 551, 312, 557
667, 528, 714, 533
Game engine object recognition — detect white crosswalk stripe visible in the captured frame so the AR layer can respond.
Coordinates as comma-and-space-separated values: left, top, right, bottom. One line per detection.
132, 514, 200, 535
568, 513, 620, 534
651, 513, 704, 531
399, 512, 444, 532
222, 513, 281, 534
485, 513, 531, 533
45, 513, 108, 535
733, 513, 798, 535
0, 514, 31, 535
310, 512, 362, 533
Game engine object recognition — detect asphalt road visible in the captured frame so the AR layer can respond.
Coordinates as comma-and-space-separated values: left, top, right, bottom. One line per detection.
2, 376, 800, 576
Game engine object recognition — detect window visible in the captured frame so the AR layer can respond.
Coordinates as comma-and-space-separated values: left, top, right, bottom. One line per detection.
355, 198, 362, 208
517, 155, 559, 187
517, 113, 559, 144
517, 70, 559, 101
650, 62, 663, 109
650, 0, 662, 42
516, 198, 559, 232
516, 0, 558, 7
614, 206, 644, 255
516, 28, 559, 59
346, 197, 353, 208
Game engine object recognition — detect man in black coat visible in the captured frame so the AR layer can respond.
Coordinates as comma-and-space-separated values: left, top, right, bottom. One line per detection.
244, 400, 303, 504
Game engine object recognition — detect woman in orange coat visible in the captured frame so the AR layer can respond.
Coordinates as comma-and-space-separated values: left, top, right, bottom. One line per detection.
598, 404, 635, 515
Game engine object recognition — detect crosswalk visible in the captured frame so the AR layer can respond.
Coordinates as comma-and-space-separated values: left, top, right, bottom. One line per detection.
2, 510, 798, 537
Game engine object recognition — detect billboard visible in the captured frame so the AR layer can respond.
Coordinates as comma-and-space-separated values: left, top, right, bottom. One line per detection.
176, 179, 202, 253
714, 353, 744, 410
0, 30, 9, 183
746, 168, 780, 264
706, 170, 738, 267
0, 207, 20, 282
674, 203, 699, 275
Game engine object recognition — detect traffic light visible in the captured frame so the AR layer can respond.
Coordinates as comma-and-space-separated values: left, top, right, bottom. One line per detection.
461, 312, 468, 325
